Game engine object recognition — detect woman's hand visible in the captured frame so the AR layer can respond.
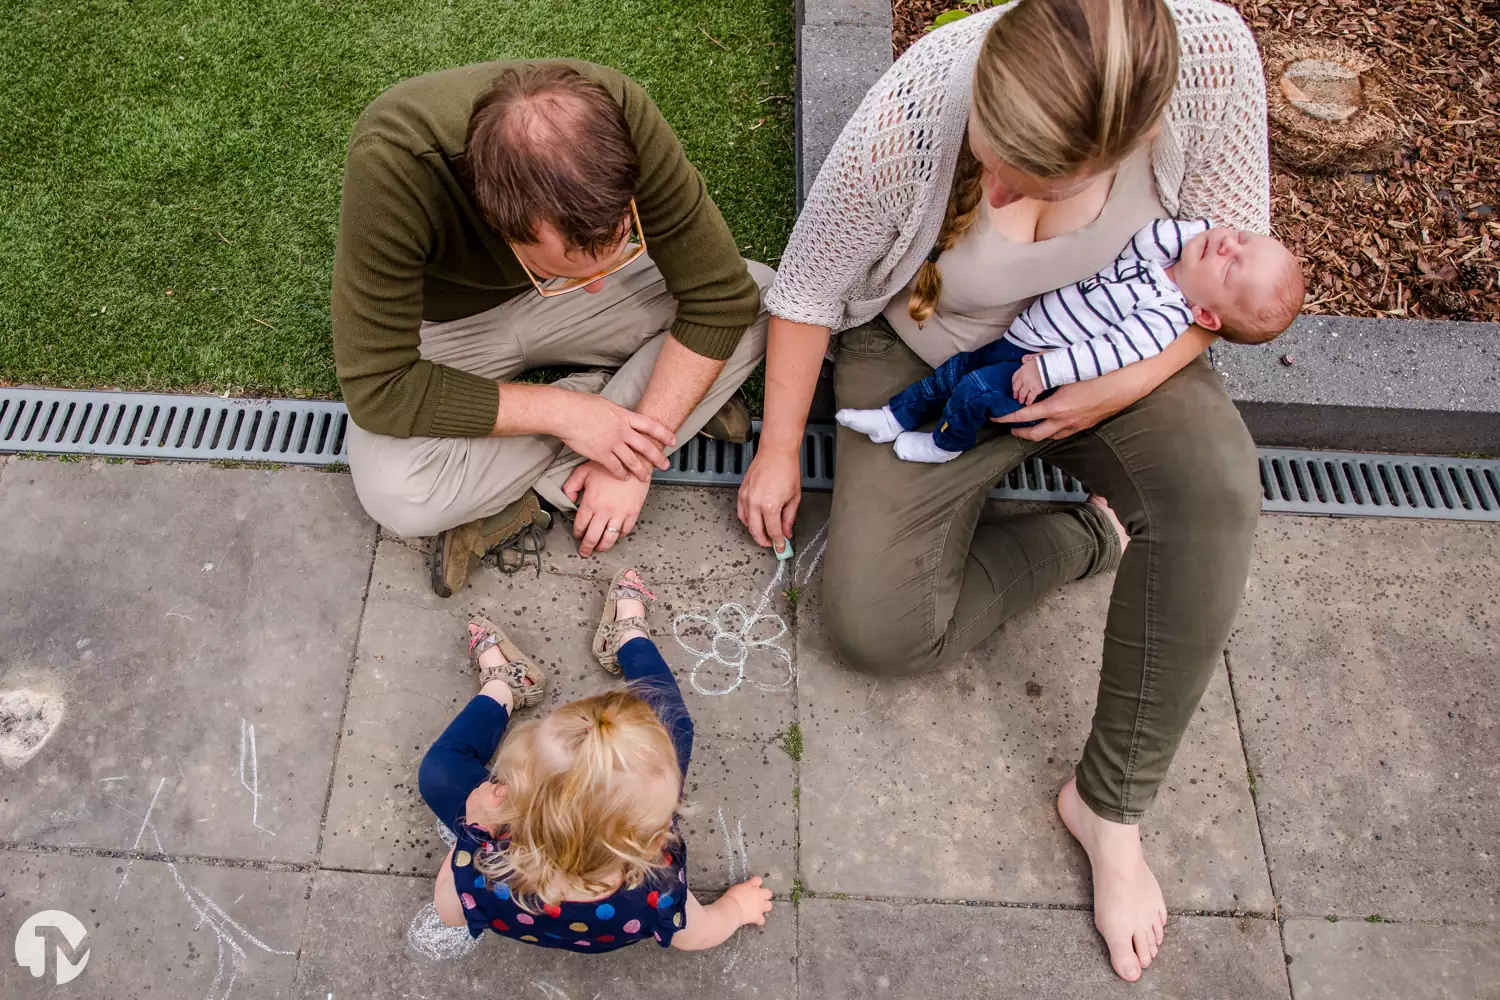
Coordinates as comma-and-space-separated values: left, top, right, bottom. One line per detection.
995, 371, 1147, 441
995, 326, 1215, 441
737, 446, 801, 554
736, 316, 830, 553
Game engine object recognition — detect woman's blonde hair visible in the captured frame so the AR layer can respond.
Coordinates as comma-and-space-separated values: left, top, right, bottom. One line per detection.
468, 689, 683, 911
909, 0, 1180, 325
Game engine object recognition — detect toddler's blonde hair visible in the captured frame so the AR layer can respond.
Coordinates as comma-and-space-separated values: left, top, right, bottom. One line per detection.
468, 689, 683, 911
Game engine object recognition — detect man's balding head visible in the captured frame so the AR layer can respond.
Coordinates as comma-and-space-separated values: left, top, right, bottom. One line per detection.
466, 65, 640, 255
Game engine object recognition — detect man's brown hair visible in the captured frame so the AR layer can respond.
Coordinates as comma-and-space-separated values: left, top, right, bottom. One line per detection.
466, 64, 640, 255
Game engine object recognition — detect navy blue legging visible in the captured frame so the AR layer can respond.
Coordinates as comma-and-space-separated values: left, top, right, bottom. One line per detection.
887, 338, 1049, 452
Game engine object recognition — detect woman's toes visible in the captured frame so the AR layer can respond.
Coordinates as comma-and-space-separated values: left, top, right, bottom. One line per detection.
1104, 932, 1141, 981
1135, 931, 1154, 969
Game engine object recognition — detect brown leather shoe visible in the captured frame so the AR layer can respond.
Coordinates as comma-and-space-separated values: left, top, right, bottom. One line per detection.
430, 492, 552, 598
700, 392, 753, 444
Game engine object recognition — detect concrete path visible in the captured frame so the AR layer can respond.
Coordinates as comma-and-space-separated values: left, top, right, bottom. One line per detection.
1, 455, 1496, 999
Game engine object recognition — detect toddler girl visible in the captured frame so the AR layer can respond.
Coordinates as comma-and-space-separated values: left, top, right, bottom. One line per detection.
418, 568, 774, 952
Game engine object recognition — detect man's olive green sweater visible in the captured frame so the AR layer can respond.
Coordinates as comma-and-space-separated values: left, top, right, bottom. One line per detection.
331, 60, 760, 439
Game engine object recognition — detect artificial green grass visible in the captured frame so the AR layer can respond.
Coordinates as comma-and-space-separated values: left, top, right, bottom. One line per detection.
0, 0, 794, 398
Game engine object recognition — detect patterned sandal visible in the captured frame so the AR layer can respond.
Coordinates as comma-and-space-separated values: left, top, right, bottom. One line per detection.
591, 568, 658, 674
467, 614, 548, 709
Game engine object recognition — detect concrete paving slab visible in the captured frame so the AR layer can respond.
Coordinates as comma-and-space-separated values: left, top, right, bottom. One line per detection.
1229, 517, 1500, 922
797, 571, 1272, 912
295, 868, 797, 1000
0, 848, 305, 1000
324, 542, 797, 890
1283, 918, 1500, 1000
367, 530, 797, 736
0, 461, 374, 863
798, 898, 1290, 999
539, 485, 782, 584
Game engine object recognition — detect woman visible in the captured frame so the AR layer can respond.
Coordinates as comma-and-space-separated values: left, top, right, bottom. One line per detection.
741, 0, 1269, 982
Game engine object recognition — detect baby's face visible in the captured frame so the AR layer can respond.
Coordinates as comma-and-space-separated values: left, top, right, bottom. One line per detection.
1173, 228, 1294, 325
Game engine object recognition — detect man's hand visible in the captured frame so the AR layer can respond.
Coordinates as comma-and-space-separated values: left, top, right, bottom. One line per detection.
549, 392, 676, 482
1012, 354, 1047, 407
563, 461, 652, 556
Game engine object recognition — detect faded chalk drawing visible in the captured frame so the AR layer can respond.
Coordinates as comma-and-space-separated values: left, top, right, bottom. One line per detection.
716, 807, 752, 885
237, 718, 275, 836
110, 778, 293, 999
531, 982, 601, 1000
671, 520, 828, 698
407, 902, 480, 961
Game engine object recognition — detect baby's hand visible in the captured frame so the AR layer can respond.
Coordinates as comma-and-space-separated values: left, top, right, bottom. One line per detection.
1012, 354, 1046, 406
722, 876, 774, 926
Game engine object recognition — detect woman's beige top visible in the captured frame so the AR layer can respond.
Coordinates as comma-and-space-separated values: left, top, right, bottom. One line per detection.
883, 145, 1168, 369
763, 0, 1271, 334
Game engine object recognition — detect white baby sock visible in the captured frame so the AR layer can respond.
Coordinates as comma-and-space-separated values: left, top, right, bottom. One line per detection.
894, 431, 961, 464
835, 405, 904, 444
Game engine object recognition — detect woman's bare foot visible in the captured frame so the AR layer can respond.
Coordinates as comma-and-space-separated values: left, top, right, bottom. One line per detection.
1087, 494, 1129, 551
614, 569, 650, 645
1057, 777, 1167, 982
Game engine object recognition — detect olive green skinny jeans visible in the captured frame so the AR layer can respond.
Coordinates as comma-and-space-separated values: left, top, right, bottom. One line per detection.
822, 318, 1261, 823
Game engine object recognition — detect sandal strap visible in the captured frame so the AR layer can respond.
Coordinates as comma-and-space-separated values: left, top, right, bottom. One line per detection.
468, 630, 500, 660
605, 617, 652, 653
610, 579, 657, 603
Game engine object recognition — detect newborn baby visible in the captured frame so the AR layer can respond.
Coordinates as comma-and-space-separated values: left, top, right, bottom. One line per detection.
838, 218, 1305, 463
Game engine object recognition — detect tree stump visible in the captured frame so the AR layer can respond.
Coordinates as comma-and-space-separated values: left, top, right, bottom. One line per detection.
1262, 35, 1398, 173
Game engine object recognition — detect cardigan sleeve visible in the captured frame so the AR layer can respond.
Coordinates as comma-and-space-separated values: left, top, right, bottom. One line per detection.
762, 80, 902, 330
1170, 4, 1272, 235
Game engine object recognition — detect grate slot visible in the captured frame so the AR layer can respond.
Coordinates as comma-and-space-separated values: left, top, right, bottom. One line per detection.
3, 389, 1498, 520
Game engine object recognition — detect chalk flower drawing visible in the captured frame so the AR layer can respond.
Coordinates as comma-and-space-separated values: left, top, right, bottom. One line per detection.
672, 599, 792, 697
671, 521, 827, 698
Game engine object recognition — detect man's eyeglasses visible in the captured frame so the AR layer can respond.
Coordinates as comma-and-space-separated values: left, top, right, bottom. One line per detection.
512, 200, 647, 297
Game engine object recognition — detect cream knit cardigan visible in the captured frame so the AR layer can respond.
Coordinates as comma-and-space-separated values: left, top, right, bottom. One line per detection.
765, 0, 1272, 332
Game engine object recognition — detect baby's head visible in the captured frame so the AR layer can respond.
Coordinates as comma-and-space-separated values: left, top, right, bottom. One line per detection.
473, 689, 683, 907
1171, 228, 1305, 345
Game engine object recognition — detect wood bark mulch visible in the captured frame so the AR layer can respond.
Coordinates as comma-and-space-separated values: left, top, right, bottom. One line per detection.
890, 0, 1499, 322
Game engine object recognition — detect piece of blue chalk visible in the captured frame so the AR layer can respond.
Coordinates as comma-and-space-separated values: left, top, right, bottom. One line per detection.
775, 540, 794, 561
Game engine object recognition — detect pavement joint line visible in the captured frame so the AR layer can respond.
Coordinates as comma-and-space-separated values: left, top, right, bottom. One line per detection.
1221, 646, 1297, 998
310, 521, 382, 867
7, 830, 1494, 928
0, 839, 311, 873
290, 519, 382, 994
783, 888, 1280, 921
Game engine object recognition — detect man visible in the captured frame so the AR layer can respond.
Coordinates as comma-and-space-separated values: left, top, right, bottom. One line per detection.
332, 60, 771, 596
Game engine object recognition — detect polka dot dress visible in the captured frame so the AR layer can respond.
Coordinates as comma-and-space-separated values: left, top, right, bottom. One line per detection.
450, 824, 689, 952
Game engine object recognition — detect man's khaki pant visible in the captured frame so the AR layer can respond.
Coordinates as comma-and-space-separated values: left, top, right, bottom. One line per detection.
348, 255, 772, 538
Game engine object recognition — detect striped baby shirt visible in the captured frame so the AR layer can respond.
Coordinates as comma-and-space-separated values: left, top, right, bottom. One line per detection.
1005, 218, 1212, 390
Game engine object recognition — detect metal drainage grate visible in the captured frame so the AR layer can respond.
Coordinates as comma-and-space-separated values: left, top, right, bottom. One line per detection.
4, 388, 1498, 521
1258, 447, 1500, 520
0, 388, 349, 466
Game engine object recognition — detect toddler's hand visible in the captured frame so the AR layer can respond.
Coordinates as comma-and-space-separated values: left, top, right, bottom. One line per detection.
722, 876, 774, 926
1012, 354, 1046, 407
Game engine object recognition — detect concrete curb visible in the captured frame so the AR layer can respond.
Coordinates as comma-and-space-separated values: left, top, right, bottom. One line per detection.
1213, 315, 1500, 455
796, 0, 892, 203
791, 4, 1500, 454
